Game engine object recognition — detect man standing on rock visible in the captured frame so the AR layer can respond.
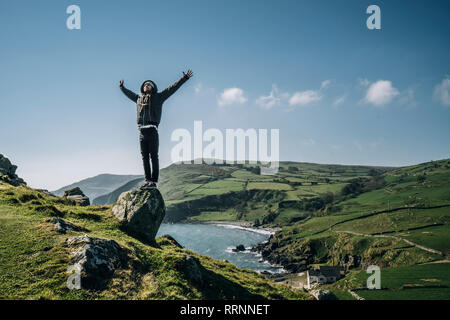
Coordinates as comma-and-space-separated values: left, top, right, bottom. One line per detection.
120, 70, 193, 189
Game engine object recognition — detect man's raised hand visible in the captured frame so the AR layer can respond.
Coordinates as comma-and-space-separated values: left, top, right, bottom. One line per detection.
119, 79, 124, 88
183, 69, 193, 79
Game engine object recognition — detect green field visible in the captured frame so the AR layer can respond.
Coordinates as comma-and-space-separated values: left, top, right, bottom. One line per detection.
155, 160, 397, 224
327, 263, 450, 300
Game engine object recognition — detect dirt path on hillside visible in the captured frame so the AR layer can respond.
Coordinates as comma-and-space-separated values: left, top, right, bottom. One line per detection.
184, 176, 216, 195
313, 204, 450, 236
348, 290, 365, 300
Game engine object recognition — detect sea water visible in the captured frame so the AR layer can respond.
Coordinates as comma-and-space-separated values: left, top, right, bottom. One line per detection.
156, 223, 284, 273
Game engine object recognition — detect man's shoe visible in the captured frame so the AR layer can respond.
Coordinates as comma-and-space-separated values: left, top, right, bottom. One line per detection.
140, 181, 152, 189
140, 181, 157, 189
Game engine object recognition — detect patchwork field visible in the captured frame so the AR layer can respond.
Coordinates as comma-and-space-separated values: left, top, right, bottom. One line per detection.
326, 263, 450, 300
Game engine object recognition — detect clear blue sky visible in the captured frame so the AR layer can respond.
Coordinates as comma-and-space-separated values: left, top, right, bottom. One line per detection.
1, 0, 449, 190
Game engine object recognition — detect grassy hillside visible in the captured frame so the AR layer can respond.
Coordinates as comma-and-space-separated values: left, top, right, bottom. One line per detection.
0, 181, 308, 300
150, 160, 393, 223
42, 158, 450, 299
256, 158, 450, 299
324, 263, 450, 300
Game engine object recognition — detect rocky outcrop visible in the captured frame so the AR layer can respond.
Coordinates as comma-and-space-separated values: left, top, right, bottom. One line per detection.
47, 217, 89, 234
63, 187, 90, 206
232, 244, 246, 252
66, 234, 127, 290
0, 154, 26, 186
112, 188, 165, 244
252, 236, 311, 273
64, 187, 85, 197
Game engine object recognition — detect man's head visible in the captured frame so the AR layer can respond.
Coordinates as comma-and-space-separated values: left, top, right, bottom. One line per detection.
141, 80, 157, 94
143, 82, 152, 93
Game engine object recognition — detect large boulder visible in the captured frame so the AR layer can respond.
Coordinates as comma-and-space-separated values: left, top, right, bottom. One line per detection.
0, 154, 26, 186
112, 188, 165, 244
66, 195, 90, 206
64, 187, 85, 197
66, 234, 127, 290
64, 187, 90, 206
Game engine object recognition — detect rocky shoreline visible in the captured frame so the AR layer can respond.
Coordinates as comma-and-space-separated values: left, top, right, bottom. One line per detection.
250, 235, 311, 273
202, 222, 302, 273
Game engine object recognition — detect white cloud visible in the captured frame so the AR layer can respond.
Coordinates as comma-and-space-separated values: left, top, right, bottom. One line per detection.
217, 87, 247, 107
289, 90, 321, 107
255, 84, 281, 109
333, 95, 346, 107
433, 76, 450, 107
320, 79, 331, 90
256, 81, 326, 110
358, 78, 370, 87
364, 80, 399, 107
194, 83, 215, 95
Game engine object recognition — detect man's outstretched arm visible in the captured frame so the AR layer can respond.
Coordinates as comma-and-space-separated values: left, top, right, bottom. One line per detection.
160, 69, 193, 102
119, 80, 139, 103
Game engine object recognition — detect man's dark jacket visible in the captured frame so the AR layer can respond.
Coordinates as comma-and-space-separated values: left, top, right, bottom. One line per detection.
120, 75, 189, 126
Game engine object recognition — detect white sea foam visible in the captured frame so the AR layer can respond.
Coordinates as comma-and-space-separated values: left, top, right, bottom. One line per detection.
214, 223, 275, 235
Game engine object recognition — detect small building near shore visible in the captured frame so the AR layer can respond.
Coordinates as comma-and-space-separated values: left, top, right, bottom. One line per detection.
306, 266, 344, 289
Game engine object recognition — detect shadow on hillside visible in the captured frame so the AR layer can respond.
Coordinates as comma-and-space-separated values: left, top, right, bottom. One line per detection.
127, 240, 268, 299
197, 265, 268, 300
118, 225, 159, 247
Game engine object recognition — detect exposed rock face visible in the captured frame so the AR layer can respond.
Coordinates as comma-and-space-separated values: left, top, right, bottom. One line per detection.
66, 234, 127, 290
47, 217, 89, 234
252, 236, 310, 273
63, 187, 90, 206
112, 188, 165, 244
64, 187, 84, 197
0, 154, 26, 186
66, 195, 90, 206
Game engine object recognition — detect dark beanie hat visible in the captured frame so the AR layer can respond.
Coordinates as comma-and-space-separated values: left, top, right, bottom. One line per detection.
140, 80, 158, 93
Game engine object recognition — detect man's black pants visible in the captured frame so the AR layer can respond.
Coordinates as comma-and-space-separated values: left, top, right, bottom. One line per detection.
139, 127, 159, 182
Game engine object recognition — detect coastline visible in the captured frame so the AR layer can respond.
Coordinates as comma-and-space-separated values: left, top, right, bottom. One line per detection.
162, 219, 292, 273
181, 219, 282, 235
160, 219, 287, 273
